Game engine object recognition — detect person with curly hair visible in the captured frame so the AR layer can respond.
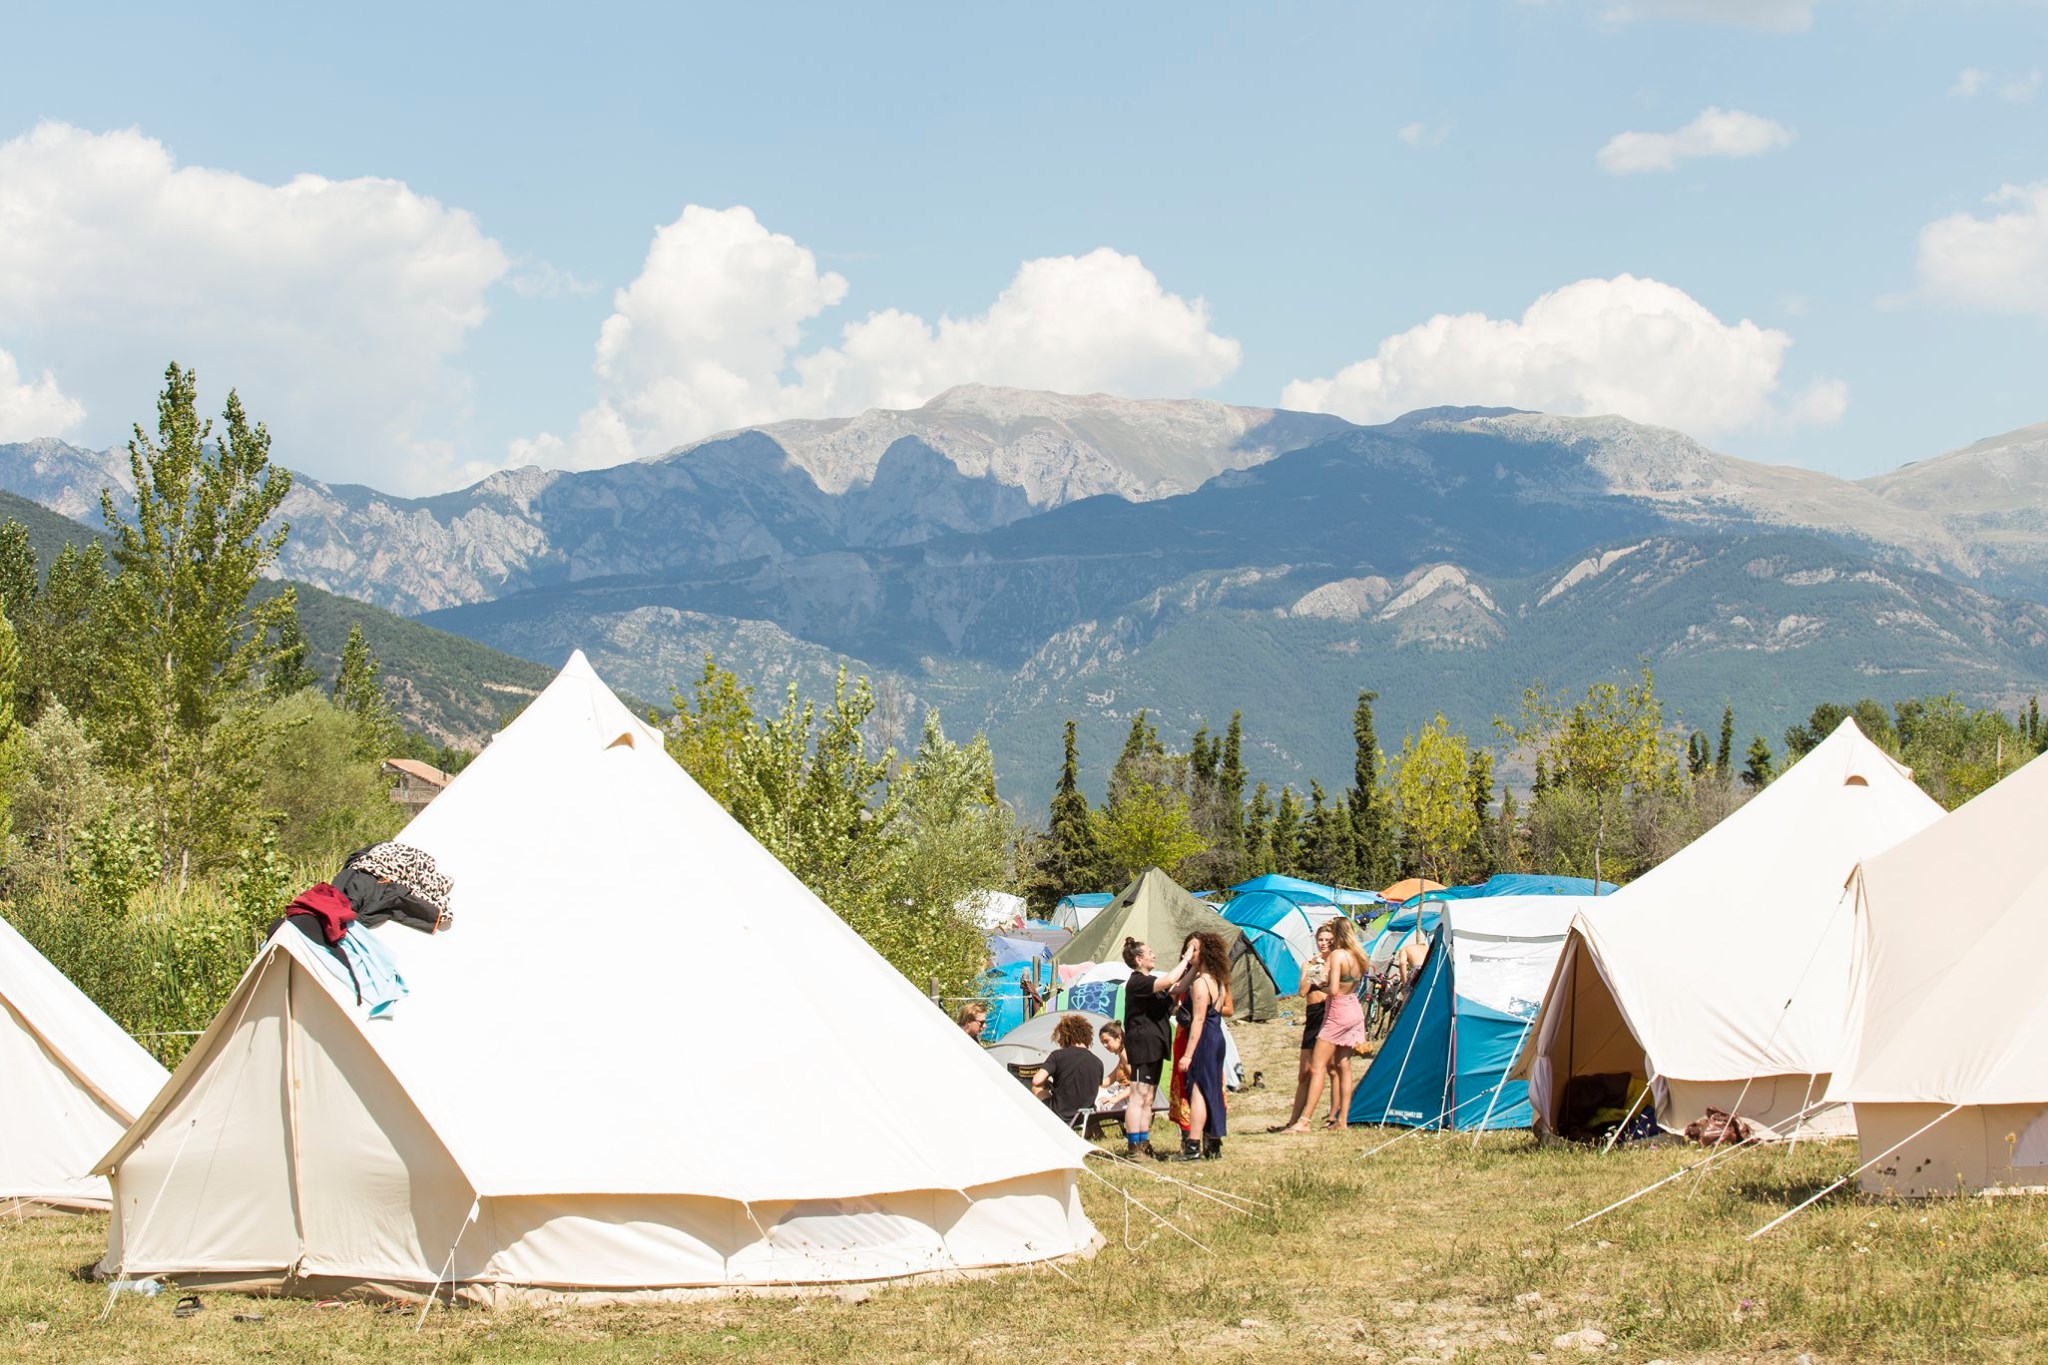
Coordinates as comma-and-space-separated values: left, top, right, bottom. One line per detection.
1170, 931, 1234, 1160
1031, 1013, 1105, 1128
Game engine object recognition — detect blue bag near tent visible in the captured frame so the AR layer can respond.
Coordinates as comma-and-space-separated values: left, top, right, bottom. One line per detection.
1350, 894, 1595, 1131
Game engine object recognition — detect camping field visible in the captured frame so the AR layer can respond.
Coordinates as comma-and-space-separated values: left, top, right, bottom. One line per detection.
5, 1014, 2047, 1364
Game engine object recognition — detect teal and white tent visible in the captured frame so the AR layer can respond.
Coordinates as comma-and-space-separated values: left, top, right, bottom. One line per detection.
1350, 895, 1593, 1131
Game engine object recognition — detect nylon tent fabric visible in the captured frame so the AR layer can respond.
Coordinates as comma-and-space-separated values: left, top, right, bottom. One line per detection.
1513, 718, 1944, 1141
1413, 874, 1618, 903
1350, 896, 1587, 1131
987, 935, 1050, 968
1222, 892, 1343, 995
97, 651, 1097, 1299
1052, 868, 1278, 1021
1051, 894, 1114, 933
1228, 874, 1383, 908
1826, 750, 2048, 1193
0, 914, 168, 1210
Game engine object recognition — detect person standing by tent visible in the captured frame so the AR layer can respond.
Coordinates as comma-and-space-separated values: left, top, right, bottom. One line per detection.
1172, 932, 1233, 1160
1268, 922, 1344, 1133
1277, 916, 1367, 1134
1120, 936, 1194, 1159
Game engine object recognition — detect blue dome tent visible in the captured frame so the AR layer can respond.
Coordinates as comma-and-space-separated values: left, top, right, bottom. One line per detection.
1350, 895, 1594, 1131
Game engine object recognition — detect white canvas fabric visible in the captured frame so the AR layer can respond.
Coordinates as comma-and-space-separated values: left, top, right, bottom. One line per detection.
1828, 750, 2048, 1194
1445, 897, 1584, 1020
0, 912, 167, 1208
1516, 718, 1943, 1137
99, 652, 1097, 1294
957, 891, 1025, 933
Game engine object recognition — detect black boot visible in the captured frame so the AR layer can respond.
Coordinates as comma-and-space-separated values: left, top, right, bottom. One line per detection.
1201, 1136, 1223, 1160
1166, 1136, 1202, 1162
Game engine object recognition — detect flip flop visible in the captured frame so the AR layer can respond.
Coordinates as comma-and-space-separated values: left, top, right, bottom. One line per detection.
173, 1295, 204, 1319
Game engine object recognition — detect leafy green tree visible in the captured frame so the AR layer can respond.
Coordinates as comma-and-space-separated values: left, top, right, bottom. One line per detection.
0, 522, 36, 627
5, 702, 116, 880
22, 541, 110, 722
265, 600, 320, 699
1892, 693, 2015, 808
1742, 734, 1775, 790
95, 364, 294, 882
254, 689, 405, 861
1501, 667, 1676, 888
1091, 779, 1207, 884
1784, 698, 1895, 761
331, 621, 401, 761
664, 654, 762, 810
878, 711, 1014, 990
0, 612, 30, 850
1388, 713, 1479, 883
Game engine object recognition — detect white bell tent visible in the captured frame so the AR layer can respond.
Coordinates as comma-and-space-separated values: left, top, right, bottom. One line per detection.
0, 913, 167, 1210
1829, 749, 2048, 1196
1514, 718, 1943, 1139
97, 652, 1097, 1300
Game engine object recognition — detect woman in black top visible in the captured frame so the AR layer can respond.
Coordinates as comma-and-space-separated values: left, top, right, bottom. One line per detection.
1032, 1014, 1105, 1127
1120, 935, 1195, 1158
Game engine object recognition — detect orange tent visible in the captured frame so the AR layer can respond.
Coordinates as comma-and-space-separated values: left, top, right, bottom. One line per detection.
1379, 877, 1447, 903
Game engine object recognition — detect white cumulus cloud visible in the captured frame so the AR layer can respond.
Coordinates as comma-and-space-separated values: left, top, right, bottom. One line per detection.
529, 205, 1242, 467
0, 347, 87, 442
1598, 107, 1795, 175
1281, 274, 1846, 438
1398, 122, 1450, 149
1914, 182, 2048, 316
1598, 0, 1818, 31
0, 122, 509, 492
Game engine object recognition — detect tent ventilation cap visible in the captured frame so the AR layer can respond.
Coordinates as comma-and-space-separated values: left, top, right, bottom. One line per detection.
607, 731, 636, 750
1843, 774, 1869, 787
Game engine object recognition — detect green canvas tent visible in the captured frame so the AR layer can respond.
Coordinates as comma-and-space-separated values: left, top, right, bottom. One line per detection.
1053, 867, 1279, 1022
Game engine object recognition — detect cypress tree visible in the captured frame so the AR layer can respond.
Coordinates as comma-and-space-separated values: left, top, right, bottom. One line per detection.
1243, 781, 1273, 875
1716, 704, 1735, 774
1035, 718, 1098, 908
1348, 690, 1388, 886
332, 621, 400, 761
1271, 787, 1304, 877
1742, 734, 1774, 790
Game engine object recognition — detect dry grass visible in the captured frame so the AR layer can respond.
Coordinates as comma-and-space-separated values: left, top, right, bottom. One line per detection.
7, 1012, 2048, 1362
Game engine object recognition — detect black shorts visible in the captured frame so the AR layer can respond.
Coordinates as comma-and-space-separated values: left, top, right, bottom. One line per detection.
1301, 1000, 1327, 1050
1130, 1059, 1163, 1087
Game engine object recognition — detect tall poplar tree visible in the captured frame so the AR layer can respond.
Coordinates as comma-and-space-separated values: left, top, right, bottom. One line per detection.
96, 364, 294, 882
332, 621, 401, 761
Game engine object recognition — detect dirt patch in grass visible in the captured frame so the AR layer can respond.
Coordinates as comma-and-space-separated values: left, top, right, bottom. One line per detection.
7, 1011, 2048, 1362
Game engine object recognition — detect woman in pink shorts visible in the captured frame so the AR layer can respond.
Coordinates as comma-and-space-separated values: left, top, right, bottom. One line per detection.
1277, 915, 1367, 1133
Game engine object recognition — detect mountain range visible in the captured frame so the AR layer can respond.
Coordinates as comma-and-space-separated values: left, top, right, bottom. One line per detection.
6, 390, 2048, 809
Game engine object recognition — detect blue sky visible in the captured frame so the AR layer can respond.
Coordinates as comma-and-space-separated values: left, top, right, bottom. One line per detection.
1, 0, 2043, 493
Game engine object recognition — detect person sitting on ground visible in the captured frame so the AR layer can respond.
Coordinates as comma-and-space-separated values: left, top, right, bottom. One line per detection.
1032, 1013, 1106, 1128
955, 1001, 988, 1042
1096, 1020, 1133, 1110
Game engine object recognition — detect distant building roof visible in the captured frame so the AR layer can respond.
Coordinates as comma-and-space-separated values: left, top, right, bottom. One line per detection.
382, 758, 452, 788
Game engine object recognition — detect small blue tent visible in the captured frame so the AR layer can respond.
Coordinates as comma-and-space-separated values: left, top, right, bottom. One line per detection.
987, 934, 1052, 968
1222, 892, 1344, 996
1350, 895, 1591, 1131
1229, 874, 1385, 908
1051, 893, 1115, 932
1406, 874, 1617, 905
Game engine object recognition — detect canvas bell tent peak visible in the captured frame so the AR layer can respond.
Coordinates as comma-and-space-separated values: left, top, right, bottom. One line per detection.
1351, 895, 1593, 1132
1825, 748, 2048, 1196
1513, 717, 1943, 1142
1053, 868, 1278, 1021
96, 651, 1098, 1301
0, 913, 168, 1211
